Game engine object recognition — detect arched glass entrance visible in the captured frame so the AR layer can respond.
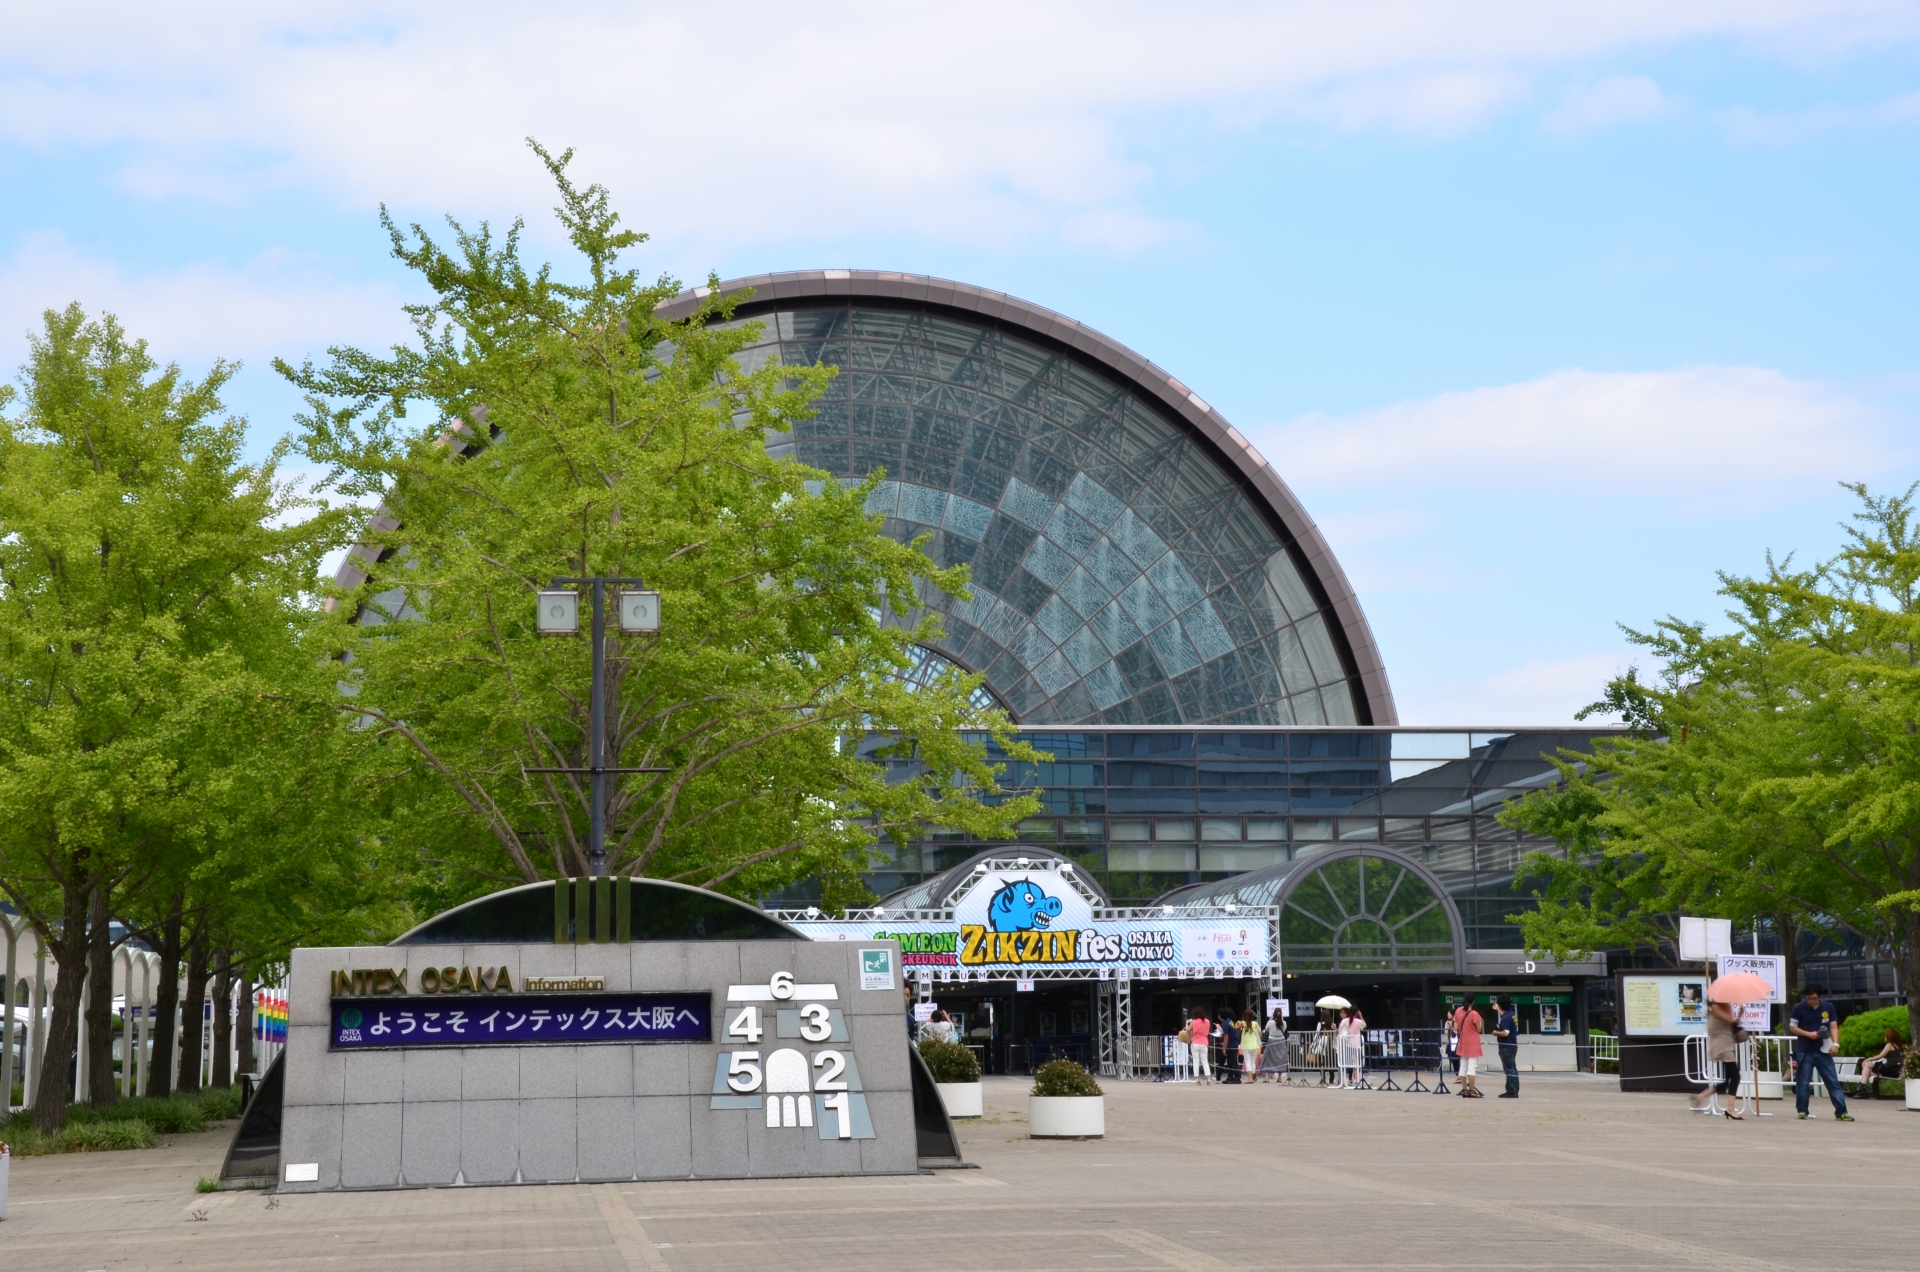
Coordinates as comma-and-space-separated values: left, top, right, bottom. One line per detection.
1279, 853, 1454, 972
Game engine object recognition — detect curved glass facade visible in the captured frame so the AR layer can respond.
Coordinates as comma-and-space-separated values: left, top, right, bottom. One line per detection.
736, 307, 1362, 726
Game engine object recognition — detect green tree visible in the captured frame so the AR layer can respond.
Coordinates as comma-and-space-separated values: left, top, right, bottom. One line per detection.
0, 305, 347, 1129
282, 143, 1036, 914
1505, 484, 1920, 1043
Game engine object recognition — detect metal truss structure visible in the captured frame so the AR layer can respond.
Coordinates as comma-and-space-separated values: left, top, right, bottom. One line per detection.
770, 871, 1278, 1081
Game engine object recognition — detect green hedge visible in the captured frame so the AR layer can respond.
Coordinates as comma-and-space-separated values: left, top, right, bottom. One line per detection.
1837, 1006, 1911, 1057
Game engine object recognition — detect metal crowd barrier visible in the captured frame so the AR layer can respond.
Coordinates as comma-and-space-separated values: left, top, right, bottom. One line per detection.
1276, 1029, 1455, 1093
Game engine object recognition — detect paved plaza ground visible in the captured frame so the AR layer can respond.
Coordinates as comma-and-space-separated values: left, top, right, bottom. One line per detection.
2, 1073, 1914, 1271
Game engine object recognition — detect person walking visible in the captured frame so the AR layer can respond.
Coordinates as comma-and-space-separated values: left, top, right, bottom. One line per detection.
1238, 1010, 1263, 1084
1789, 988, 1853, 1121
1493, 996, 1520, 1099
1453, 998, 1484, 1098
1690, 998, 1743, 1118
1189, 1009, 1212, 1085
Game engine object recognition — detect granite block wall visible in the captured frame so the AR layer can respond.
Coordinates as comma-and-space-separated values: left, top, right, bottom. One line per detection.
277, 939, 913, 1191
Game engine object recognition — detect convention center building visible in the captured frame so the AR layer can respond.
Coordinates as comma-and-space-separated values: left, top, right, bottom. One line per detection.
654, 272, 1898, 1073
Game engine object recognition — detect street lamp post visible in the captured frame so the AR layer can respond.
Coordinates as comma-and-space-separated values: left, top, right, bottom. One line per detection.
533, 576, 664, 876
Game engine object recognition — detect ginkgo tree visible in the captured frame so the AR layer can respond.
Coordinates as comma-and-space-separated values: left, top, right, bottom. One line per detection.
1504, 484, 1920, 1044
284, 143, 1038, 913
0, 304, 356, 1129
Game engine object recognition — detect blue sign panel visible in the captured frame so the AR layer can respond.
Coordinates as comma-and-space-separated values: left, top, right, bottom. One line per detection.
329, 993, 710, 1049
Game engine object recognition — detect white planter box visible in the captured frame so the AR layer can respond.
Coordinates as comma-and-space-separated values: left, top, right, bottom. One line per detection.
1, 1148, 9, 1220
1755, 1072, 1784, 1100
1906, 1083, 1919, 1112
1029, 1095, 1104, 1138
936, 1082, 983, 1118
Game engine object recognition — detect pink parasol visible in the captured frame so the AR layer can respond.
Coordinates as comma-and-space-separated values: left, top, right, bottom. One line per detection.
1708, 972, 1772, 1004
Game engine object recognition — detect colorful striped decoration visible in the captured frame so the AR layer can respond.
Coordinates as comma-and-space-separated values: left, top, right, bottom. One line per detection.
255, 989, 288, 1044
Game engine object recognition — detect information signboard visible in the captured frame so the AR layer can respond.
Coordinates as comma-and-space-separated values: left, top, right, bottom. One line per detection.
790, 866, 1272, 977
329, 992, 710, 1049
1620, 974, 1709, 1036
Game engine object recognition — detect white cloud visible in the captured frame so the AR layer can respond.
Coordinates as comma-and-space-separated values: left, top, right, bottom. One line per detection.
1253, 365, 1907, 504
0, 2, 1915, 254
0, 231, 410, 373
1543, 74, 1671, 131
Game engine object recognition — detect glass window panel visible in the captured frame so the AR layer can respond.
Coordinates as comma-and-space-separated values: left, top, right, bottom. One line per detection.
1196, 762, 1287, 788
1034, 595, 1081, 645
1064, 471, 1124, 528
1114, 639, 1166, 692
1085, 661, 1129, 710
1108, 819, 1150, 841
1119, 575, 1176, 634
898, 483, 948, 527
1319, 857, 1364, 916
1147, 621, 1201, 679
1108, 845, 1197, 871
1296, 613, 1345, 685
1429, 817, 1471, 840
1147, 553, 1206, 613
1381, 872, 1442, 929
1262, 551, 1315, 619
1107, 762, 1192, 787
1061, 818, 1102, 840
941, 493, 994, 541
1391, 733, 1470, 761
1245, 818, 1285, 841
1361, 857, 1401, 916
1322, 689, 1358, 725
1384, 817, 1427, 840
1058, 565, 1111, 619
1153, 819, 1195, 840
1032, 650, 1077, 697
1199, 818, 1241, 841
1286, 875, 1344, 925
1199, 846, 1287, 872
1061, 624, 1108, 674
997, 477, 1055, 529
1271, 627, 1314, 692
1109, 508, 1170, 567
778, 309, 848, 340
1184, 604, 1236, 663
1289, 690, 1329, 726
1024, 536, 1076, 587
1292, 818, 1333, 840
1016, 818, 1057, 840
1084, 537, 1137, 594
1338, 818, 1382, 841
1044, 504, 1101, 558
1198, 789, 1289, 815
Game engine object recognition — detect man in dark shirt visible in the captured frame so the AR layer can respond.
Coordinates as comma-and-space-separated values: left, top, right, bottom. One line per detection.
1493, 996, 1520, 1098
1788, 988, 1853, 1121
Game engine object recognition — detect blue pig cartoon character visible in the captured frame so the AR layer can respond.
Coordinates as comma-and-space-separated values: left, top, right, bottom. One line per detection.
988, 878, 1064, 932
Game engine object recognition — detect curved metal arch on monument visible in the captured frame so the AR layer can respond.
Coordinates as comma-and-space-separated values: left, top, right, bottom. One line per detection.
656, 271, 1396, 728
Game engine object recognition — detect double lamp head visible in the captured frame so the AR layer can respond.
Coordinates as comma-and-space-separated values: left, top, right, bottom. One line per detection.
535, 587, 660, 636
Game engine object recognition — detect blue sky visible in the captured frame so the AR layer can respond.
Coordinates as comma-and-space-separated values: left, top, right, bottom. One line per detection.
3, 3, 1917, 723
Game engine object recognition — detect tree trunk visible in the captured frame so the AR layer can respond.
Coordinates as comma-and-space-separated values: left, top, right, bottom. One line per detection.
30, 882, 91, 1135
175, 926, 211, 1095
145, 899, 184, 1100
85, 883, 118, 1107
210, 949, 233, 1090
236, 971, 256, 1080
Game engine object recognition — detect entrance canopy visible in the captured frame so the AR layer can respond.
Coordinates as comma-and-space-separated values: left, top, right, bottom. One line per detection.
772, 850, 1275, 985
